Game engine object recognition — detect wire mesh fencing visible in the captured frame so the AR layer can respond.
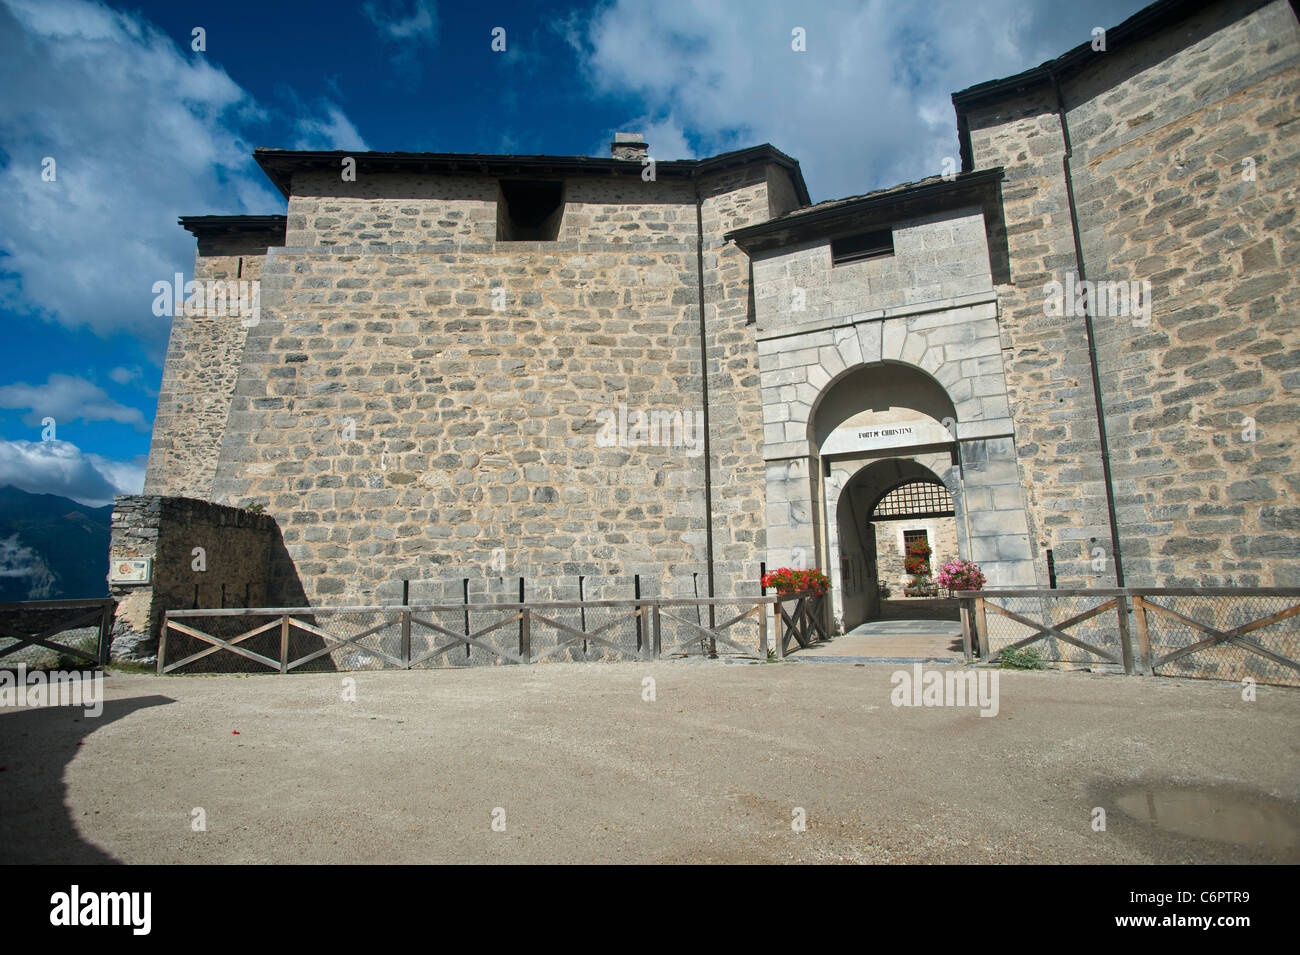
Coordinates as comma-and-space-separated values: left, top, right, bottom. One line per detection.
1135, 591, 1300, 688
972, 590, 1128, 667
159, 593, 820, 673
959, 588, 1300, 686
0, 599, 114, 669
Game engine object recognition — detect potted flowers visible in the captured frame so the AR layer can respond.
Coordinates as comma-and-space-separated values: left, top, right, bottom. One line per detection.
762, 567, 831, 596
903, 540, 937, 597
936, 558, 986, 592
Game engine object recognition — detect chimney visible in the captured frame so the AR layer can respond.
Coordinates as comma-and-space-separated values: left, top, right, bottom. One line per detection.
610, 131, 649, 161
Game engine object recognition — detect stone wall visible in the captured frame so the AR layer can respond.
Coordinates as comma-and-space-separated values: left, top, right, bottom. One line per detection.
962, 0, 1300, 586
200, 166, 787, 606
108, 496, 286, 660
143, 231, 277, 498
752, 208, 995, 335
752, 204, 1036, 593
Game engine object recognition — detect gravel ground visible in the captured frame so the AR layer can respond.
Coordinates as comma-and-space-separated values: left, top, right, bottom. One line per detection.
1, 660, 1297, 864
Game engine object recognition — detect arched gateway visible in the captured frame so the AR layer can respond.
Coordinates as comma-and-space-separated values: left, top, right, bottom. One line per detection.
759, 315, 1038, 635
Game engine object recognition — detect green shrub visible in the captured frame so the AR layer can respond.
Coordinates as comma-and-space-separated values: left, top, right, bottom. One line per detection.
999, 646, 1045, 670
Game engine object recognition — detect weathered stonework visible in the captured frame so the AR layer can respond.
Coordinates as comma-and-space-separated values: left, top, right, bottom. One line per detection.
961, 0, 1300, 587
108, 496, 286, 660
126, 0, 1300, 639
174, 157, 806, 608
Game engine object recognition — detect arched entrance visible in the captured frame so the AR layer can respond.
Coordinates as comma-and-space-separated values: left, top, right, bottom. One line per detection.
760, 316, 1039, 648
810, 362, 967, 633
830, 456, 965, 631
843, 464, 962, 630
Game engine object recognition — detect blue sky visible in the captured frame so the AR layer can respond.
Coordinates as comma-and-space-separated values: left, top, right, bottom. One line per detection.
0, 0, 1147, 505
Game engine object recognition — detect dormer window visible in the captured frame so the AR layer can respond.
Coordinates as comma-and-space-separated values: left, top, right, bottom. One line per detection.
497, 180, 564, 241
831, 229, 893, 265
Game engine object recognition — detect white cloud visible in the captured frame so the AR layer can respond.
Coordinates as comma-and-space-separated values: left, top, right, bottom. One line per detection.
0, 0, 366, 342
568, 0, 1143, 199
362, 0, 438, 76
0, 438, 145, 506
0, 373, 147, 430
363, 0, 438, 41
293, 105, 372, 151
108, 366, 140, 385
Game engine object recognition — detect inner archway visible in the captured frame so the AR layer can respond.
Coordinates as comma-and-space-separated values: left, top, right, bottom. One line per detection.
832, 457, 962, 633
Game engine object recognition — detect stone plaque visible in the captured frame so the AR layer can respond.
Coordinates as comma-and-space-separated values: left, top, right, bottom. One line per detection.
110, 558, 152, 585
820, 418, 953, 456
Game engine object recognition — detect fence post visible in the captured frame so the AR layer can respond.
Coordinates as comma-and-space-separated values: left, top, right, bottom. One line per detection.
157, 615, 169, 675
959, 597, 973, 661
651, 603, 662, 659
1132, 594, 1153, 675
634, 574, 642, 653
1115, 593, 1135, 675
280, 614, 290, 674
401, 609, 412, 669
97, 599, 114, 667
758, 596, 768, 658
519, 608, 531, 664
975, 596, 989, 659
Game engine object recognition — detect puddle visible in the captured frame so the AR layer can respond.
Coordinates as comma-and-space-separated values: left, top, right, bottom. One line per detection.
1115, 786, 1300, 849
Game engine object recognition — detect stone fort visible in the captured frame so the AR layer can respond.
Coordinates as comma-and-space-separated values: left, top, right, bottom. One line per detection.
111, 0, 1300, 652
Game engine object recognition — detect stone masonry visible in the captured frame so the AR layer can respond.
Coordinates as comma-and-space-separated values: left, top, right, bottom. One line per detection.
121, 0, 1300, 641
958, 0, 1300, 586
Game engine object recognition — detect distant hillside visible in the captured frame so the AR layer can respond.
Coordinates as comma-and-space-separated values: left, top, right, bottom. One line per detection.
0, 485, 111, 602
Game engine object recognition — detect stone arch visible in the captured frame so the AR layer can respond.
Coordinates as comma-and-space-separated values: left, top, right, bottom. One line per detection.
828, 453, 964, 632
760, 306, 1033, 615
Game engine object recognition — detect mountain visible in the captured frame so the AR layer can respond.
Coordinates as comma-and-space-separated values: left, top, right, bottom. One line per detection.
0, 486, 112, 602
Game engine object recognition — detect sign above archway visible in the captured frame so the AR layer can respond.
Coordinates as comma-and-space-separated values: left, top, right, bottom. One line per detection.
820, 417, 954, 457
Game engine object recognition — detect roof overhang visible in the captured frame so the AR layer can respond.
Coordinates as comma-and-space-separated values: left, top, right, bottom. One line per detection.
252, 144, 811, 206
177, 215, 287, 254
178, 215, 287, 238
724, 168, 1005, 255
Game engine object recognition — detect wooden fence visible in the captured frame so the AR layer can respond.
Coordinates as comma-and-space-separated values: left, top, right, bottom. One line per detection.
957, 588, 1300, 687
159, 592, 831, 674
0, 598, 115, 668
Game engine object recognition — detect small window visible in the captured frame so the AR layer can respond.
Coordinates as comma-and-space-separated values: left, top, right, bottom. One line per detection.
497, 180, 563, 241
831, 229, 893, 265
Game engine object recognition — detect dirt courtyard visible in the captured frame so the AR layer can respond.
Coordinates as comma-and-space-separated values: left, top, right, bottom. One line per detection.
2, 660, 1298, 864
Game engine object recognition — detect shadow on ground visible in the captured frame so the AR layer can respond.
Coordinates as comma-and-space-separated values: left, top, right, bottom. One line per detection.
0, 694, 173, 863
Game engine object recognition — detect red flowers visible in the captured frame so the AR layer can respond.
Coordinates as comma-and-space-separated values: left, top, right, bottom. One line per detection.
904, 540, 932, 577
762, 567, 831, 596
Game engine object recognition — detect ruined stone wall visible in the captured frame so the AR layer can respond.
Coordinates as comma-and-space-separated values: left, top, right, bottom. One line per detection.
143, 235, 273, 498
965, 0, 1300, 586
209, 169, 784, 606
108, 496, 280, 659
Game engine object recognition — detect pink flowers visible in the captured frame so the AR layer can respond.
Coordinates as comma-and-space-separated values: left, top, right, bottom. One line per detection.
936, 558, 985, 591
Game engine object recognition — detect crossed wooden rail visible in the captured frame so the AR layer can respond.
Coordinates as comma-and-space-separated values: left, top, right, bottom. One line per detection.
0, 598, 115, 667
159, 593, 829, 673
957, 588, 1300, 685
